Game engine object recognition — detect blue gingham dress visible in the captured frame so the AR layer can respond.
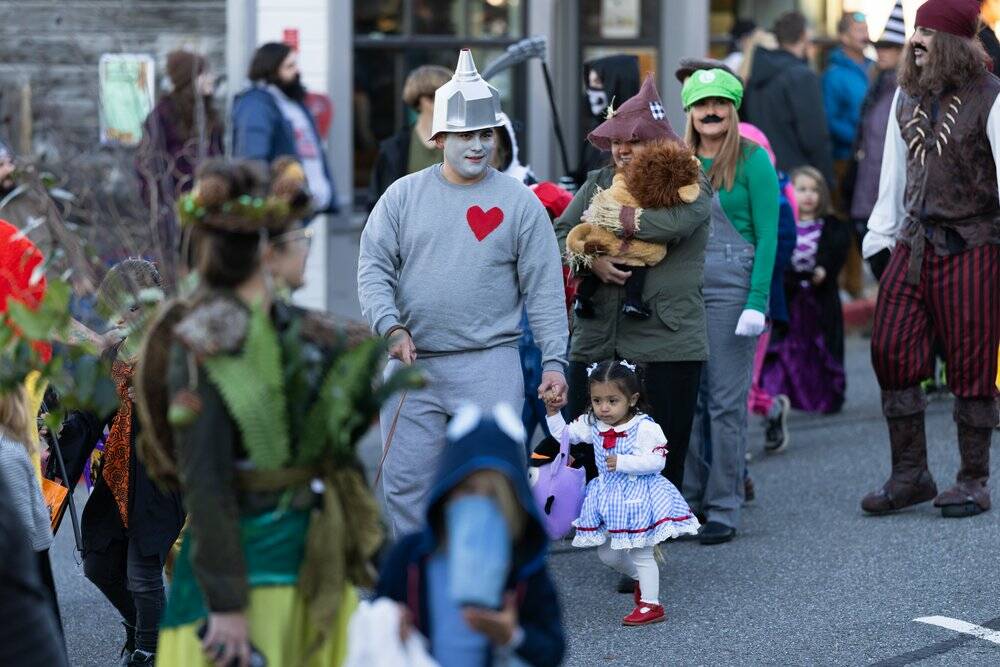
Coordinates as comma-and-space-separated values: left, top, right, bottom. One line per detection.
572, 416, 700, 549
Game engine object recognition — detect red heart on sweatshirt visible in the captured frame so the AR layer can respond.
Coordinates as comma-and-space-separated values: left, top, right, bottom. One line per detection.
466, 206, 504, 241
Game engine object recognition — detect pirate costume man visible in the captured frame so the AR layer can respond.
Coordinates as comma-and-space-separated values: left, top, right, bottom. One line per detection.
861, 0, 1000, 518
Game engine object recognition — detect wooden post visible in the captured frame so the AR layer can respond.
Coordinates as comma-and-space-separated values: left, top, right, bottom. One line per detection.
18, 79, 31, 155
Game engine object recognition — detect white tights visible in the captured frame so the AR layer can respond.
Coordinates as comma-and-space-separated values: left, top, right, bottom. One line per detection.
597, 543, 659, 605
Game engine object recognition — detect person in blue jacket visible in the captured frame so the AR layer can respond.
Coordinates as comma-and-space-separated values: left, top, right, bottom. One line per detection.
822, 13, 874, 163
375, 403, 565, 667
231, 42, 338, 213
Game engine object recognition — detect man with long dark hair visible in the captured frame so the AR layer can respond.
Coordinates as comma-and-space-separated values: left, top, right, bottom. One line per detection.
231, 42, 337, 213
861, 0, 999, 519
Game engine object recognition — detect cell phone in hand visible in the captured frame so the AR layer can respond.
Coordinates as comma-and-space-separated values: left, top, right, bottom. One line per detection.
196, 622, 267, 667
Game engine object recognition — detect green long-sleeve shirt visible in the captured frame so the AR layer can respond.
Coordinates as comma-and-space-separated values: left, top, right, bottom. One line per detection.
699, 145, 779, 314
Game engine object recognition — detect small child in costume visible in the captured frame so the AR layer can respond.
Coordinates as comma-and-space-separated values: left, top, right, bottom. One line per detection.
566, 140, 701, 320
544, 360, 699, 626
761, 166, 849, 414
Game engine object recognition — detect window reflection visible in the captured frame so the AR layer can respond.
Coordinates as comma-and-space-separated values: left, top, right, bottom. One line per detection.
579, 0, 659, 41
353, 1, 527, 202
414, 0, 461, 35
470, 0, 522, 38
354, 0, 403, 37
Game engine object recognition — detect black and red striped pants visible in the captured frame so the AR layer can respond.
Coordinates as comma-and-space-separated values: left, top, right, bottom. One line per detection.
871, 242, 1000, 417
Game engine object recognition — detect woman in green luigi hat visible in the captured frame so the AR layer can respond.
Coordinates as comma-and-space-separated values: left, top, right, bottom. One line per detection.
679, 67, 779, 545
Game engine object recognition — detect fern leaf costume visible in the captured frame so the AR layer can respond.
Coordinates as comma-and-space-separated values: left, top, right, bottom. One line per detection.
139, 292, 419, 666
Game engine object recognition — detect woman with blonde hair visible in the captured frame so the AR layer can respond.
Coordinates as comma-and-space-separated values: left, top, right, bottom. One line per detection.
0, 375, 66, 662
0, 386, 56, 563
679, 68, 779, 545
0, 392, 68, 666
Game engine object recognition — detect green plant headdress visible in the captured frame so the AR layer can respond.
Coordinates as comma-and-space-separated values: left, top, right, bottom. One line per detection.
176, 157, 313, 235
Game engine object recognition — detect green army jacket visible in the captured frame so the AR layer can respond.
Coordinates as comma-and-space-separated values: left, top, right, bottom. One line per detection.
554, 166, 712, 363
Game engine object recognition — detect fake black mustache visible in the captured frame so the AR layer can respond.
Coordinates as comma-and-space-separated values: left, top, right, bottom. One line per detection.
701, 115, 724, 124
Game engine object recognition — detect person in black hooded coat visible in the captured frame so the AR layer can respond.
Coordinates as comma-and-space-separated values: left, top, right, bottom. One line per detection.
742, 12, 834, 187
48, 260, 184, 666
572, 54, 640, 186
376, 404, 565, 667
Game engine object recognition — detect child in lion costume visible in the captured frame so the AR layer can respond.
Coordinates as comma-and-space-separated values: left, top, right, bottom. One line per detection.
567, 140, 702, 319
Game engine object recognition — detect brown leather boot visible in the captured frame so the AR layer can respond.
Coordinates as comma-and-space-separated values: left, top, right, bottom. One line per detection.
934, 423, 992, 518
861, 413, 938, 515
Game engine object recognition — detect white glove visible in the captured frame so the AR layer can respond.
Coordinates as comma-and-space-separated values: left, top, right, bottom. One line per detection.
734, 309, 766, 337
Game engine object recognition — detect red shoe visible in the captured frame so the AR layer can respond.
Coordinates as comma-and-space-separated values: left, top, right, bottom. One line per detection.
633, 582, 641, 606
623, 602, 665, 626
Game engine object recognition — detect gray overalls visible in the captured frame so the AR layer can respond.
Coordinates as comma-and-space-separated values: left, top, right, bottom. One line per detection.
682, 195, 760, 530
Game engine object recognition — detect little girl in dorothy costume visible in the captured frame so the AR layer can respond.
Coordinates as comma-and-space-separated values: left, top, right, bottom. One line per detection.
544, 360, 699, 626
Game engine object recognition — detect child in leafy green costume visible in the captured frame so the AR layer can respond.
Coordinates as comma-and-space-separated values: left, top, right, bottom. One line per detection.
137, 159, 420, 667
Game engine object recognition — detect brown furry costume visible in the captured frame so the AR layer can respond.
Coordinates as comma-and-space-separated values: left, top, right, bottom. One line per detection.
565, 140, 701, 272
567, 140, 701, 320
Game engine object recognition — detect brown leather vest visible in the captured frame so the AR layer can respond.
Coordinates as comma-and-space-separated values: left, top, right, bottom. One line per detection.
896, 73, 1000, 282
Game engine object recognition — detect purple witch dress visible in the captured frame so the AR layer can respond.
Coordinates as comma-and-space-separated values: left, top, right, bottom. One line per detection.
761, 218, 846, 413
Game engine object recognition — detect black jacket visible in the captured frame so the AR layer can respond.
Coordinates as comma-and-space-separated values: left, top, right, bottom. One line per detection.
368, 125, 412, 211
743, 47, 835, 186
55, 400, 184, 561
783, 215, 851, 364
573, 54, 640, 185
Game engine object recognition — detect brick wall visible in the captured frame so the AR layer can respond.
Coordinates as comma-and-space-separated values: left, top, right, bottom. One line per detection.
0, 0, 226, 158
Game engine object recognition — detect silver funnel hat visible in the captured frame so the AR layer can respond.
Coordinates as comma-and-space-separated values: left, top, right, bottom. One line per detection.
430, 49, 503, 139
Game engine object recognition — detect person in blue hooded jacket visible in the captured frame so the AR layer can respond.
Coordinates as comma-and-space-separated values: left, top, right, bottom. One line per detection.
375, 403, 565, 667
231, 42, 338, 214
822, 13, 874, 163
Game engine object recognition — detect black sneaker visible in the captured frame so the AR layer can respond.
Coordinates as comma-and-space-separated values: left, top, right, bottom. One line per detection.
763, 394, 790, 454
699, 521, 736, 545
126, 650, 155, 666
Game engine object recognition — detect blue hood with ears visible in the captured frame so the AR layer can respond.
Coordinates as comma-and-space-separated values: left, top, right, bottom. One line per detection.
422, 403, 549, 578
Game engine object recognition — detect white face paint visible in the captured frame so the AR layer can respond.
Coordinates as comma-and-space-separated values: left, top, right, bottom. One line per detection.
587, 88, 608, 117
442, 129, 495, 181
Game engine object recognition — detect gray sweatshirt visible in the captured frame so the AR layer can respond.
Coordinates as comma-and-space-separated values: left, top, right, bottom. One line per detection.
358, 165, 568, 371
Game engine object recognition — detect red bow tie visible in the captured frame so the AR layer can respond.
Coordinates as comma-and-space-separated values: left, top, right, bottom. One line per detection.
599, 428, 626, 450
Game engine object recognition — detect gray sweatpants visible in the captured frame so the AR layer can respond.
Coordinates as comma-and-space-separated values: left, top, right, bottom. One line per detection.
379, 345, 524, 538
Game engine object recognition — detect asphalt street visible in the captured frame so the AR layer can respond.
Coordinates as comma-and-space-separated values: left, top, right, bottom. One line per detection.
53, 335, 1000, 666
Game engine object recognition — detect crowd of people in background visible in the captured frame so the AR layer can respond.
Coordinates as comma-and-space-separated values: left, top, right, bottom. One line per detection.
0, 1, 998, 665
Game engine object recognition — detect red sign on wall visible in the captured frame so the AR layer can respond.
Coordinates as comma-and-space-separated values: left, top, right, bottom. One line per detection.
305, 93, 333, 138
283, 28, 299, 51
